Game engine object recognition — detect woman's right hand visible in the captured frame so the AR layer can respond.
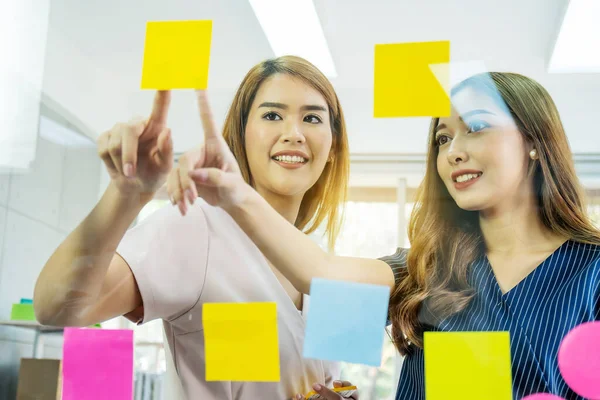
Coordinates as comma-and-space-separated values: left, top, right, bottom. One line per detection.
97, 90, 174, 200
166, 90, 251, 216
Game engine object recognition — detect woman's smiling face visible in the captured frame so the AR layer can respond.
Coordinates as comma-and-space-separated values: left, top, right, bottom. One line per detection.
244, 73, 333, 198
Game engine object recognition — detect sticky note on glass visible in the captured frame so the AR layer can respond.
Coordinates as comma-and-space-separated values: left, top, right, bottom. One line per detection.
62, 328, 133, 400
303, 278, 390, 366
374, 41, 450, 118
141, 20, 212, 89
424, 331, 513, 400
10, 303, 36, 321
203, 302, 280, 381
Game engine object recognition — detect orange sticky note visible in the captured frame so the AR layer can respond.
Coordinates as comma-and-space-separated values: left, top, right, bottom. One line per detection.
203, 302, 280, 382
424, 331, 513, 400
374, 41, 450, 118
141, 20, 212, 90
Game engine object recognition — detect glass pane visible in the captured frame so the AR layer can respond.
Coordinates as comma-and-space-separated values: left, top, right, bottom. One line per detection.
311, 201, 401, 400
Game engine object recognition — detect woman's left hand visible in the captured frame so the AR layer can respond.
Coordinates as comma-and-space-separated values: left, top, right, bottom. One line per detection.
166, 90, 252, 215
294, 380, 359, 400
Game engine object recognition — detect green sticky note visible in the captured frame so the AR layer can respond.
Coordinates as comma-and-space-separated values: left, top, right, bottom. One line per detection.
11, 304, 36, 321
424, 331, 513, 400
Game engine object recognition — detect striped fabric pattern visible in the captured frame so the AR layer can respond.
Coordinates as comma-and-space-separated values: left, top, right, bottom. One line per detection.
380, 240, 600, 400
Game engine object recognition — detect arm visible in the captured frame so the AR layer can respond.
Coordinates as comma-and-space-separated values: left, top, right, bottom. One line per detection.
226, 189, 394, 294
170, 91, 394, 295
34, 183, 150, 327
34, 90, 173, 327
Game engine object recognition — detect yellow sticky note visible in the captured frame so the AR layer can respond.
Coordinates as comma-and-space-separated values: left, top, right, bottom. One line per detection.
374, 41, 450, 118
203, 302, 280, 382
424, 331, 513, 400
141, 20, 212, 90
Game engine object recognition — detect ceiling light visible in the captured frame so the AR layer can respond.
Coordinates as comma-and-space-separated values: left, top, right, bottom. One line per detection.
248, 0, 337, 78
549, 0, 600, 73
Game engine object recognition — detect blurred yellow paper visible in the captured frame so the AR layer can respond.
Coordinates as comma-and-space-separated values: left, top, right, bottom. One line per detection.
203, 302, 280, 382
424, 331, 512, 400
141, 20, 212, 90
374, 41, 450, 118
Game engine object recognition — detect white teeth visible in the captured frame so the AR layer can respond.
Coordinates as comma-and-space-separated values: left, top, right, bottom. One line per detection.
456, 173, 481, 183
274, 155, 307, 164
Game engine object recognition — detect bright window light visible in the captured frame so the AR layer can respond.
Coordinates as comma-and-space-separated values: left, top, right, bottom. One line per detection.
248, 0, 337, 78
549, 0, 600, 73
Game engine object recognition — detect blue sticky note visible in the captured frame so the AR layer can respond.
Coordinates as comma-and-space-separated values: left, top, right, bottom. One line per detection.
20, 298, 33, 304
303, 278, 390, 366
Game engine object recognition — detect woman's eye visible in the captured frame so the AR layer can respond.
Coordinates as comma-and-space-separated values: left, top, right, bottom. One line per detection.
467, 120, 489, 133
436, 135, 450, 146
263, 112, 281, 121
304, 114, 322, 124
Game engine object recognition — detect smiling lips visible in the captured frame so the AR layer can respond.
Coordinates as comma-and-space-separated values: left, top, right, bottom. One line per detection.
451, 169, 483, 189
271, 151, 309, 169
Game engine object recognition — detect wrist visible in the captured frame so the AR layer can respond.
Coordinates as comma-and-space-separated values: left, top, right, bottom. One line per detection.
106, 182, 155, 211
223, 183, 261, 219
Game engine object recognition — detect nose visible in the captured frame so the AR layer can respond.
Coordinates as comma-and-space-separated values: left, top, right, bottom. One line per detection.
280, 121, 306, 144
446, 136, 468, 165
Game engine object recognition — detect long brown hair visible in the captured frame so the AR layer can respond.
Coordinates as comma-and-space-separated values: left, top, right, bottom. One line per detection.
221, 55, 349, 250
389, 72, 600, 355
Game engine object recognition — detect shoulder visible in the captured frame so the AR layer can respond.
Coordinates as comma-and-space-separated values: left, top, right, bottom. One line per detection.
378, 248, 409, 286
566, 240, 600, 270
378, 247, 409, 267
564, 241, 600, 293
134, 198, 237, 235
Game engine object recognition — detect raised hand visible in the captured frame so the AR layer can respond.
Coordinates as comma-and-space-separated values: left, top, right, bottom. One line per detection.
97, 91, 173, 200
166, 90, 251, 215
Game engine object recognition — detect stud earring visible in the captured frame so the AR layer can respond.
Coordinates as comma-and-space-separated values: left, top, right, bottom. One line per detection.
529, 149, 538, 160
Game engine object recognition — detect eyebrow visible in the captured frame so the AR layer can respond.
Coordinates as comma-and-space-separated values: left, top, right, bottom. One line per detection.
434, 109, 496, 133
258, 102, 327, 112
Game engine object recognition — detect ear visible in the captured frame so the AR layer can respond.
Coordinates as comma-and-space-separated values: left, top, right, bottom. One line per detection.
327, 149, 335, 163
327, 138, 336, 163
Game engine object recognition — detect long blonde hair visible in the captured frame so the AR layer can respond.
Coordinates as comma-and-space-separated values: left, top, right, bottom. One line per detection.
389, 72, 600, 354
221, 55, 349, 250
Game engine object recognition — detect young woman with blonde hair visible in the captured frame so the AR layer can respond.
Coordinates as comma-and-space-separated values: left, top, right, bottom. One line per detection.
176, 72, 600, 399
35, 55, 353, 399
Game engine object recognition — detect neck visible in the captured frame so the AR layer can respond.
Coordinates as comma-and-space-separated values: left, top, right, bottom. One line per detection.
255, 187, 303, 227
479, 186, 565, 255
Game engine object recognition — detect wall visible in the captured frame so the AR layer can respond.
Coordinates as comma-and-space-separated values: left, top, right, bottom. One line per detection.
0, 112, 101, 399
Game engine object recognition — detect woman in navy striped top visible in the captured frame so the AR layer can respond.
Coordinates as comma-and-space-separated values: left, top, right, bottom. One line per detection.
174, 72, 600, 399
377, 73, 600, 399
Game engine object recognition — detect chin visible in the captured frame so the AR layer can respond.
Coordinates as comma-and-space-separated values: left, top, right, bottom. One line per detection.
270, 181, 313, 197
452, 194, 489, 212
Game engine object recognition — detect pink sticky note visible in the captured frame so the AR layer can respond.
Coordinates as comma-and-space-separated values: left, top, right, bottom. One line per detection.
62, 328, 134, 400
522, 394, 565, 400
557, 321, 600, 399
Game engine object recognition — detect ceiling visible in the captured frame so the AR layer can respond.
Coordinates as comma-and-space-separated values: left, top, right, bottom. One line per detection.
41, 0, 600, 172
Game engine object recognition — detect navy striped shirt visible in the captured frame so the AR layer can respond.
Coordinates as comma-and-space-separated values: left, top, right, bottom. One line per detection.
380, 240, 600, 400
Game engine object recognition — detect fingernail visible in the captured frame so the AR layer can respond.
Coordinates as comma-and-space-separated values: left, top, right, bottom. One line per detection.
185, 189, 194, 204
124, 163, 134, 178
333, 380, 341, 385
296, 395, 302, 400
193, 170, 208, 181
312, 384, 321, 391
